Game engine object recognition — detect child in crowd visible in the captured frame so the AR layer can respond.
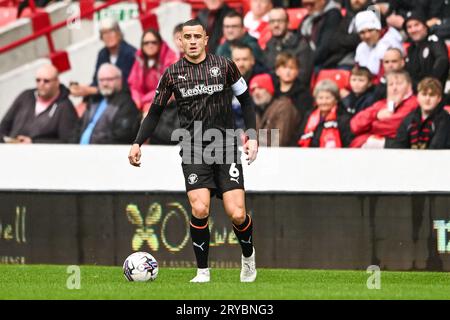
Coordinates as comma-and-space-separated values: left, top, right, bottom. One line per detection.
273, 52, 313, 117
341, 66, 378, 116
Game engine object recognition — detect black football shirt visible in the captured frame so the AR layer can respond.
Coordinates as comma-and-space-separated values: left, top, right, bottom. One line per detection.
153, 53, 247, 147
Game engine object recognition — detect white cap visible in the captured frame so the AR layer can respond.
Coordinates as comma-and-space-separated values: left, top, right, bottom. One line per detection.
355, 10, 381, 33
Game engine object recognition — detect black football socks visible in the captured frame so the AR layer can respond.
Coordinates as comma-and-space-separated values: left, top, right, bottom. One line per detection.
233, 214, 254, 258
190, 215, 210, 269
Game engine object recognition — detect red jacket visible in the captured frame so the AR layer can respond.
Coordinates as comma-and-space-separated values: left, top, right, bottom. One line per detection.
350, 95, 418, 148
127, 42, 178, 113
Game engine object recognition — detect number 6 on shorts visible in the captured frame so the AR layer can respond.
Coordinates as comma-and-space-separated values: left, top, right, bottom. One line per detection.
229, 163, 239, 178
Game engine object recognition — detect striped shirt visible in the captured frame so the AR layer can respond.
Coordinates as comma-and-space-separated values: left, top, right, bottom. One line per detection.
154, 54, 246, 143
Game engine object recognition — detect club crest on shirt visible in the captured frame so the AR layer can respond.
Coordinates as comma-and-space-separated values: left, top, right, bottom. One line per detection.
210, 66, 221, 77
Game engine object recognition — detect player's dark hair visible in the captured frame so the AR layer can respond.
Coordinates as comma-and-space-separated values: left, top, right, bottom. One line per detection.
182, 19, 206, 32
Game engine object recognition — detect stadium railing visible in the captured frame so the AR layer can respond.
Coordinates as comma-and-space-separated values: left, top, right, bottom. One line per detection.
0, 0, 160, 73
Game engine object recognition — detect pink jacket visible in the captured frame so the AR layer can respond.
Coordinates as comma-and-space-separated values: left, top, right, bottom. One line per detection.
350, 95, 418, 148
127, 42, 178, 113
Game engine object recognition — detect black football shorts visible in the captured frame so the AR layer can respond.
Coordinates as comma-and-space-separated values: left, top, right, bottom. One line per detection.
181, 162, 245, 198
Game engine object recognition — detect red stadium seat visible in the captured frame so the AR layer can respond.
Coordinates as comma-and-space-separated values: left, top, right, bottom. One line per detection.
314, 69, 351, 90
286, 8, 308, 30
227, 0, 248, 14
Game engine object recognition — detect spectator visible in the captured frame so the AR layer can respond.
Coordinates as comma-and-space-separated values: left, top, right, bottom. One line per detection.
70, 18, 137, 98
382, 1, 419, 30
428, 1, 450, 40
322, 0, 370, 69
341, 66, 378, 116
74, 64, 140, 144
264, 7, 313, 86
230, 43, 268, 129
250, 74, 300, 146
297, 79, 353, 148
387, 77, 450, 149
373, 47, 406, 101
273, 52, 314, 117
382, 1, 442, 30
298, 0, 342, 70
354, 10, 403, 80
231, 43, 268, 84
350, 70, 418, 148
17, 0, 61, 18
216, 11, 265, 64
197, 0, 233, 54
173, 23, 185, 59
0, 64, 77, 144
244, 0, 273, 39
128, 29, 178, 114
404, 11, 449, 90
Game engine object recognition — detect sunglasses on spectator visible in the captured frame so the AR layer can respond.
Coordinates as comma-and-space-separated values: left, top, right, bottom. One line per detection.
36, 78, 55, 84
142, 40, 160, 46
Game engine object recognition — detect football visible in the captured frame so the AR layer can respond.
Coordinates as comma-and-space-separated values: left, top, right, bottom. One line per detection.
123, 252, 159, 282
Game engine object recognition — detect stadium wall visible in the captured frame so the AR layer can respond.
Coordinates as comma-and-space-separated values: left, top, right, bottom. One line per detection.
0, 145, 449, 271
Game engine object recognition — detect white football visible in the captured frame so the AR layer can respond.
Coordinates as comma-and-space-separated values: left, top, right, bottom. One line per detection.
123, 252, 159, 282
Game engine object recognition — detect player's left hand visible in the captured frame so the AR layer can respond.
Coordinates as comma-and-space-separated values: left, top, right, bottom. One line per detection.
243, 139, 258, 165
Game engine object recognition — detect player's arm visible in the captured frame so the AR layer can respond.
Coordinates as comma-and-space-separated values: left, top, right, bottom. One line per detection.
227, 58, 258, 164
128, 70, 173, 167
230, 71, 258, 164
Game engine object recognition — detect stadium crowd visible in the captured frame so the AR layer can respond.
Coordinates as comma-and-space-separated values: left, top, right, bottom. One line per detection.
1, 0, 450, 149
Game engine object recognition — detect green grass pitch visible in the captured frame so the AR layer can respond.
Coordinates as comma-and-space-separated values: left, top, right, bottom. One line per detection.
0, 265, 449, 300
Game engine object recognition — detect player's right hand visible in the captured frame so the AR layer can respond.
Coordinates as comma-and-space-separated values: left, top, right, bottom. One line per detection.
128, 144, 142, 167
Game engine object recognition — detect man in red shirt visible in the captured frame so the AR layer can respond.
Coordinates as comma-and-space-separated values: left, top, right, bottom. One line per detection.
350, 70, 418, 148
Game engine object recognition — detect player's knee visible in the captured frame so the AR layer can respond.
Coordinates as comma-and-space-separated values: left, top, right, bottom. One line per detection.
231, 208, 246, 225
191, 200, 210, 218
